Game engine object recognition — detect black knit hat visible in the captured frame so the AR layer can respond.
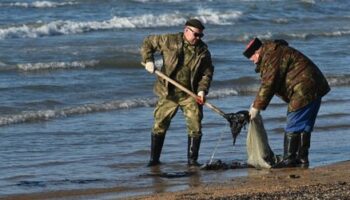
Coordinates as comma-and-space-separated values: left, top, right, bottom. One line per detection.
185, 19, 205, 30
243, 38, 262, 58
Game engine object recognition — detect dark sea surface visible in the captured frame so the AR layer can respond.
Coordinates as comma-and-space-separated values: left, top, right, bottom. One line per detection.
0, 0, 349, 199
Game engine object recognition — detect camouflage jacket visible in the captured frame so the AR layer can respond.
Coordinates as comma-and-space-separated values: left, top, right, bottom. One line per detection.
141, 32, 214, 97
253, 40, 330, 112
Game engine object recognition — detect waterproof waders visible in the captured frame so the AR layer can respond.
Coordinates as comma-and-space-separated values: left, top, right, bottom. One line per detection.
147, 134, 165, 167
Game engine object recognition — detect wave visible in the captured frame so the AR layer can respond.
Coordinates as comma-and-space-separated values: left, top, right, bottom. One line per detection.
0, 72, 348, 126
326, 74, 350, 87
0, 85, 250, 126
196, 8, 242, 25
316, 124, 350, 132
299, 0, 315, 4
208, 29, 350, 43
0, 83, 256, 126
17, 60, 99, 71
210, 74, 350, 94
0, 58, 141, 72
208, 88, 240, 98
209, 84, 259, 98
0, 9, 241, 40
279, 30, 350, 40
322, 99, 350, 106
0, 98, 156, 126
0, 1, 78, 8
3, 59, 349, 90
207, 74, 350, 101
24, 100, 64, 107
0, 60, 98, 72
317, 113, 350, 119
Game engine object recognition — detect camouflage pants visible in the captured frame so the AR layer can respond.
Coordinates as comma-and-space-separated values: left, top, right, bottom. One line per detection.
152, 95, 203, 137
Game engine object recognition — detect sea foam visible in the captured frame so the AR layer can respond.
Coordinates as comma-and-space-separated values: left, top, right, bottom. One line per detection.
17, 60, 99, 71
0, 98, 156, 126
3, 1, 77, 8
0, 9, 242, 39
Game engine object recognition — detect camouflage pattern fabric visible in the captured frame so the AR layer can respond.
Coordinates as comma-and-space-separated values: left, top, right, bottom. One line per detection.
253, 41, 330, 112
141, 32, 213, 136
140, 32, 214, 97
152, 96, 203, 137
172, 40, 194, 95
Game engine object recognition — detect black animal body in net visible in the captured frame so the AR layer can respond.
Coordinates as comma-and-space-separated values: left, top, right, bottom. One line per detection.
223, 110, 250, 145
200, 159, 249, 170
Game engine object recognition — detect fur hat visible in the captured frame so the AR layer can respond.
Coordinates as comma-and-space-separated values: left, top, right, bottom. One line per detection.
243, 38, 262, 58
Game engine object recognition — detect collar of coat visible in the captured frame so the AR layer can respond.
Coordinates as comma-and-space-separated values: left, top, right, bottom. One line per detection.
254, 40, 289, 73
178, 32, 208, 55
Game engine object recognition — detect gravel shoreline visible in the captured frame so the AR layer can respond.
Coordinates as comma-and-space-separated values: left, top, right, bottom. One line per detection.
132, 160, 350, 200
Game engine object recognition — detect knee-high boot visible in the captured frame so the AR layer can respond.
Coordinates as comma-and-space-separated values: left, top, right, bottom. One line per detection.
188, 136, 201, 166
273, 132, 299, 168
147, 134, 165, 167
298, 132, 311, 167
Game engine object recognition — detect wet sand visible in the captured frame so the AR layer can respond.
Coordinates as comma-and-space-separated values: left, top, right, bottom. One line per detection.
132, 161, 350, 200
2, 160, 350, 200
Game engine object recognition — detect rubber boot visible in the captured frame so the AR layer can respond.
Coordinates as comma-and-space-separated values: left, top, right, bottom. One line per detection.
187, 136, 201, 166
273, 132, 299, 168
298, 132, 311, 168
147, 134, 165, 167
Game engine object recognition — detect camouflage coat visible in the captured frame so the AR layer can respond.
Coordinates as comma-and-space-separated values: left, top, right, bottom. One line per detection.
141, 32, 214, 97
253, 40, 330, 112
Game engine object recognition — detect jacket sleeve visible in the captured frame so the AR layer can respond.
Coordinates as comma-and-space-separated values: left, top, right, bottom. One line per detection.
253, 54, 281, 110
140, 34, 166, 63
197, 51, 214, 94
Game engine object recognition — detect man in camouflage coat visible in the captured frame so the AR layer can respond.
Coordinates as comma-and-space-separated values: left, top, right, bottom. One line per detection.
243, 38, 330, 168
141, 19, 214, 166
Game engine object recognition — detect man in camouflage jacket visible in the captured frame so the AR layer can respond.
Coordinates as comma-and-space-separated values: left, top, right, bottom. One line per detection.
141, 19, 214, 167
243, 38, 330, 168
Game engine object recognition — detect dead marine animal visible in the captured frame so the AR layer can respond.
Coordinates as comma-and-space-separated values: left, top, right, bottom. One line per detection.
200, 159, 229, 170
200, 159, 249, 170
224, 110, 250, 145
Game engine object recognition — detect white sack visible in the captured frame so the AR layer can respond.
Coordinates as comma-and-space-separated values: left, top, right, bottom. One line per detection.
247, 114, 278, 169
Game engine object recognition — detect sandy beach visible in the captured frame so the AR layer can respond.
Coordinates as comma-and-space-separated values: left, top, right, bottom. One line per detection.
2, 160, 349, 200
132, 161, 350, 200
2, 1, 350, 199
